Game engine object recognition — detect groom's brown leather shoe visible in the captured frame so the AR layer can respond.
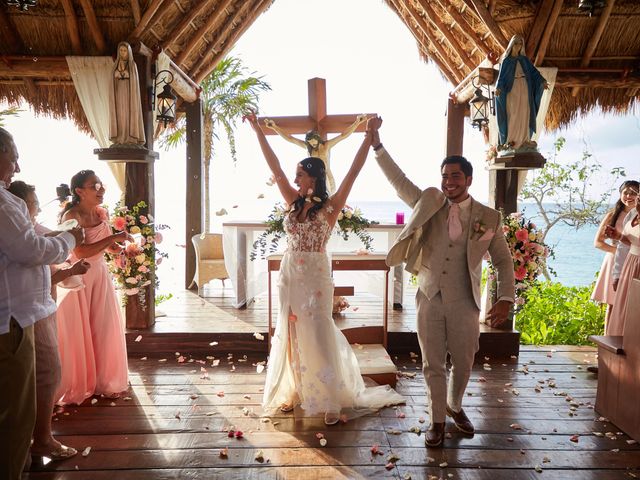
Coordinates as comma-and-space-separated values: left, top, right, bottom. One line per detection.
446, 406, 474, 434
424, 422, 445, 447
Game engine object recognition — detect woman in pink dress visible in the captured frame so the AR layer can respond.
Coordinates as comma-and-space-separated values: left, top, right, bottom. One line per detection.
55, 170, 130, 404
591, 181, 639, 326
606, 194, 640, 336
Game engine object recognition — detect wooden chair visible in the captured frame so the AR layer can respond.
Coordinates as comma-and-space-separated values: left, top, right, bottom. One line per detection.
589, 278, 640, 442
189, 233, 229, 296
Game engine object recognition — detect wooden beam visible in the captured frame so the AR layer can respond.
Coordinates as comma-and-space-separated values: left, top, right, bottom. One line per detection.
162, 0, 213, 52
488, 0, 498, 15
436, 0, 493, 57
192, 0, 266, 83
175, 0, 235, 67
168, 58, 199, 102
446, 97, 465, 157
184, 98, 204, 289
78, 0, 107, 54
415, 0, 476, 70
60, 0, 82, 55
129, 0, 166, 41
0, 7, 22, 53
388, 0, 460, 83
526, 0, 554, 60
555, 73, 640, 89
468, 0, 509, 49
131, 0, 141, 26
534, 0, 563, 66
0, 57, 69, 77
571, 0, 616, 96
399, 0, 463, 83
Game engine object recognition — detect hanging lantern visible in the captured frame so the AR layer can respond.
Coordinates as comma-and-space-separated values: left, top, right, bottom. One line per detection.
153, 70, 177, 127
469, 88, 490, 131
6, 0, 37, 11
578, 0, 606, 15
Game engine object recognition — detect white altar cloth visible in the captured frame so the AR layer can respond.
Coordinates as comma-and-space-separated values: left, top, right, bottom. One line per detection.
222, 222, 405, 308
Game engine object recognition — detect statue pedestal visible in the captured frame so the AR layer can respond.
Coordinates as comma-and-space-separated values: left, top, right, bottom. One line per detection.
95, 145, 159, 329
489, 150, 546, 170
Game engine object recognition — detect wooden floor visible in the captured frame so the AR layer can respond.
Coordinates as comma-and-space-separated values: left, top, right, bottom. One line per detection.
25, 346, 640, 479
150, 282, 419, 334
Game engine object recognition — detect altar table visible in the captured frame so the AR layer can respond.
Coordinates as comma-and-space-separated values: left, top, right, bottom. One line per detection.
222, 222, 404, 308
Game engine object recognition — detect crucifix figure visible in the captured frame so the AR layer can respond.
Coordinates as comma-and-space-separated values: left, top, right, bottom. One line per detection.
258, 78, 374, 193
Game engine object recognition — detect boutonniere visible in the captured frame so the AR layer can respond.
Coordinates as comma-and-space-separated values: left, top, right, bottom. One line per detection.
472, 218, 487, 240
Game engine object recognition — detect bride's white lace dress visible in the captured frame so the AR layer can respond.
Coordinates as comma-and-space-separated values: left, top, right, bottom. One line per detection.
262, 209, 404, 418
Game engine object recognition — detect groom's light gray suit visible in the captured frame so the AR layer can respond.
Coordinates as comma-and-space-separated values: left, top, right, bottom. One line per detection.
375, 147, 515, 423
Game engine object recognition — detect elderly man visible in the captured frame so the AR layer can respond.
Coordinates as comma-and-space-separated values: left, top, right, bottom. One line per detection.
0, 127, 83, 479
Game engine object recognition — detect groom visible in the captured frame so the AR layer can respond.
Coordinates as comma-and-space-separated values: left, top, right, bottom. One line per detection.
368, 118, 515, 447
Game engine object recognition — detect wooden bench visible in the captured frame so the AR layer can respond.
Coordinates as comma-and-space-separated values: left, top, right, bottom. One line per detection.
266, 253, 397, 388
589, 278, 640, 442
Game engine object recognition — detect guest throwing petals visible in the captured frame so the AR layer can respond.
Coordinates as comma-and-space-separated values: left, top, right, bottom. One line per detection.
55, 170, 131, 404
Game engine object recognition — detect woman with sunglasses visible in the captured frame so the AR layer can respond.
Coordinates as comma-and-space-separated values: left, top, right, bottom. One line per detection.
55, 170, 131, 404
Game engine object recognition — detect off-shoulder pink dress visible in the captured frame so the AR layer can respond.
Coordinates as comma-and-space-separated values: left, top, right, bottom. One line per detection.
55, 214, 128, 404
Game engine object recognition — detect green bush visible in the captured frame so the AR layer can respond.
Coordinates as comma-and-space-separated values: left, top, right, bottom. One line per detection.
516, 281, 605, 345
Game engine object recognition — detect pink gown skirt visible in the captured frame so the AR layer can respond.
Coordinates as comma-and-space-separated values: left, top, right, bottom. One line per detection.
591, 252, 616, 304
55, 221, 128, 404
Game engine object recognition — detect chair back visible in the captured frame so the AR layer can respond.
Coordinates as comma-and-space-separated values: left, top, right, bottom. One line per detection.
192, 233, 224, 261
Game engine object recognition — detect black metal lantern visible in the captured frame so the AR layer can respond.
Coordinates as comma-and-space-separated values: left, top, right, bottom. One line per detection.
152, 70, 177, 127
469, 87, 491, 131
6, 0, 37, 11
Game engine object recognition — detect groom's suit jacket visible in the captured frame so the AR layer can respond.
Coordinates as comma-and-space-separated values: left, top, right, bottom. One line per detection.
375, 148, 515, 309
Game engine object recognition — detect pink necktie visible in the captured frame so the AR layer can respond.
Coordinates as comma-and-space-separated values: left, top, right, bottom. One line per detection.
448, 203, 463, 241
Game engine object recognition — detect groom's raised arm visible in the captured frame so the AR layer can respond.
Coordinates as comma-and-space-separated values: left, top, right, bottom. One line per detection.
367, 119, 422, 208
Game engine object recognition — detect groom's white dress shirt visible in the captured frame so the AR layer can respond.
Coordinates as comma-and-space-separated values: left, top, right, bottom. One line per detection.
0, 180, 75, 334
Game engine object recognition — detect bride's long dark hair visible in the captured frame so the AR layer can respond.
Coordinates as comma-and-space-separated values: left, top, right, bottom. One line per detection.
290, 157, 329, 221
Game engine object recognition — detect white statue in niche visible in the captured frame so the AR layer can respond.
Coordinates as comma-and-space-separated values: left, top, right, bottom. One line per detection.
109, 41, 146, 146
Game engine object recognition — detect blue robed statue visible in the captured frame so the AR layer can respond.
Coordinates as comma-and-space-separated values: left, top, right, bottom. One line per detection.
495, 35, 548, 151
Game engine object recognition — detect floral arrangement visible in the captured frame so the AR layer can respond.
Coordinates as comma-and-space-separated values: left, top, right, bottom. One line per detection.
485, 144, 498, 163
250, 203, 378, 260
487, 211, 551, 308
105, 200, 169, 307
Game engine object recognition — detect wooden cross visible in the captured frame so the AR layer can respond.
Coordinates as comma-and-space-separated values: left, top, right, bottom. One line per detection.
257, 77, 374, 139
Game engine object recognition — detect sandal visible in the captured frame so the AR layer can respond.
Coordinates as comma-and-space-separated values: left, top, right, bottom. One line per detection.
31, 444, 77, 464
324, 412, 341, 425
280, 403, 295, 413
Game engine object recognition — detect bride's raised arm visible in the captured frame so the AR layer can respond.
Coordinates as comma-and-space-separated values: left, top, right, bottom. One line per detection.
326, 116, 376, 225
247, 113, 299, 206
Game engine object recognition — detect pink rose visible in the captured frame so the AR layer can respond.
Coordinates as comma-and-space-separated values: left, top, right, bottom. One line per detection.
113, 216, 127, 231
515, 229, 529, 243
139, 215, 148, 224
156, 257, 163, 265
125, 242, 142, 256
154, 232, 163, 244
138, 265, 149, 273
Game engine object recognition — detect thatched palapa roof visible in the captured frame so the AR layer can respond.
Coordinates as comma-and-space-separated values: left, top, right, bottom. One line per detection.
1, 0, 639, 133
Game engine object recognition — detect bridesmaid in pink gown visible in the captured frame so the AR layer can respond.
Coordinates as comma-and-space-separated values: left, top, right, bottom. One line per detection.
606, 195, 640, 336
55, 170, 130, 404
591, 181, 639, 326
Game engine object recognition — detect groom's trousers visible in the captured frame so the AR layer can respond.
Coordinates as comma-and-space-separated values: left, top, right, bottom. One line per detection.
416, 289, 480, 423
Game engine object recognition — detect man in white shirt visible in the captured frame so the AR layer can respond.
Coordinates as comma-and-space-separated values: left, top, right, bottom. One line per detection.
0, 127, 83, 479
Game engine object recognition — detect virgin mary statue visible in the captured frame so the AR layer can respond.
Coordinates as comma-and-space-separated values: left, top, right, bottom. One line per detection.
495, 35, 547, 150
109, 41, 146, 146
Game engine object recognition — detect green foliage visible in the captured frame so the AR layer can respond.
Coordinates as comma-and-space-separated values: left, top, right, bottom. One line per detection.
516, 281, 605, 346
155, 293, 173, 306
0, 106, 20, 127
250, 203, 286, 261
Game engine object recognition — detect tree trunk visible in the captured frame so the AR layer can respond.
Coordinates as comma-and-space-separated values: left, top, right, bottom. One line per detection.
203, 117, 214, 232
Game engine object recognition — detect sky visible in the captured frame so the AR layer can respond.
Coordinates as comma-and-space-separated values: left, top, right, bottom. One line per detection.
3, 0, 640, 234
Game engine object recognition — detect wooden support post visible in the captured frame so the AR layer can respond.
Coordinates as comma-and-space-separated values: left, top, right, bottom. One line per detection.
445, 97, 465, 157
185, 99, 204, 289
534, 0, 563, 66
488, 169, 519, 216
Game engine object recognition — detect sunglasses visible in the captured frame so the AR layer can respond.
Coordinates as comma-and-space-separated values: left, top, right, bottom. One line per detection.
83, 182, 104, 191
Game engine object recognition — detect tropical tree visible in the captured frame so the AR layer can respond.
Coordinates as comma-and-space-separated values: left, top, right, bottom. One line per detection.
519, 136, 626, 280
162, 56, 270, 231
0, 106, 20, 127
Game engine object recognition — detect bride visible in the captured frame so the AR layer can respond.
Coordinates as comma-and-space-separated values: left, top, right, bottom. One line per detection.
247, 113, 404, 425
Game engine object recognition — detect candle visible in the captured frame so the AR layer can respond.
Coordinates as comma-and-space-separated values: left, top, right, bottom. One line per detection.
395, 212, 405, 225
